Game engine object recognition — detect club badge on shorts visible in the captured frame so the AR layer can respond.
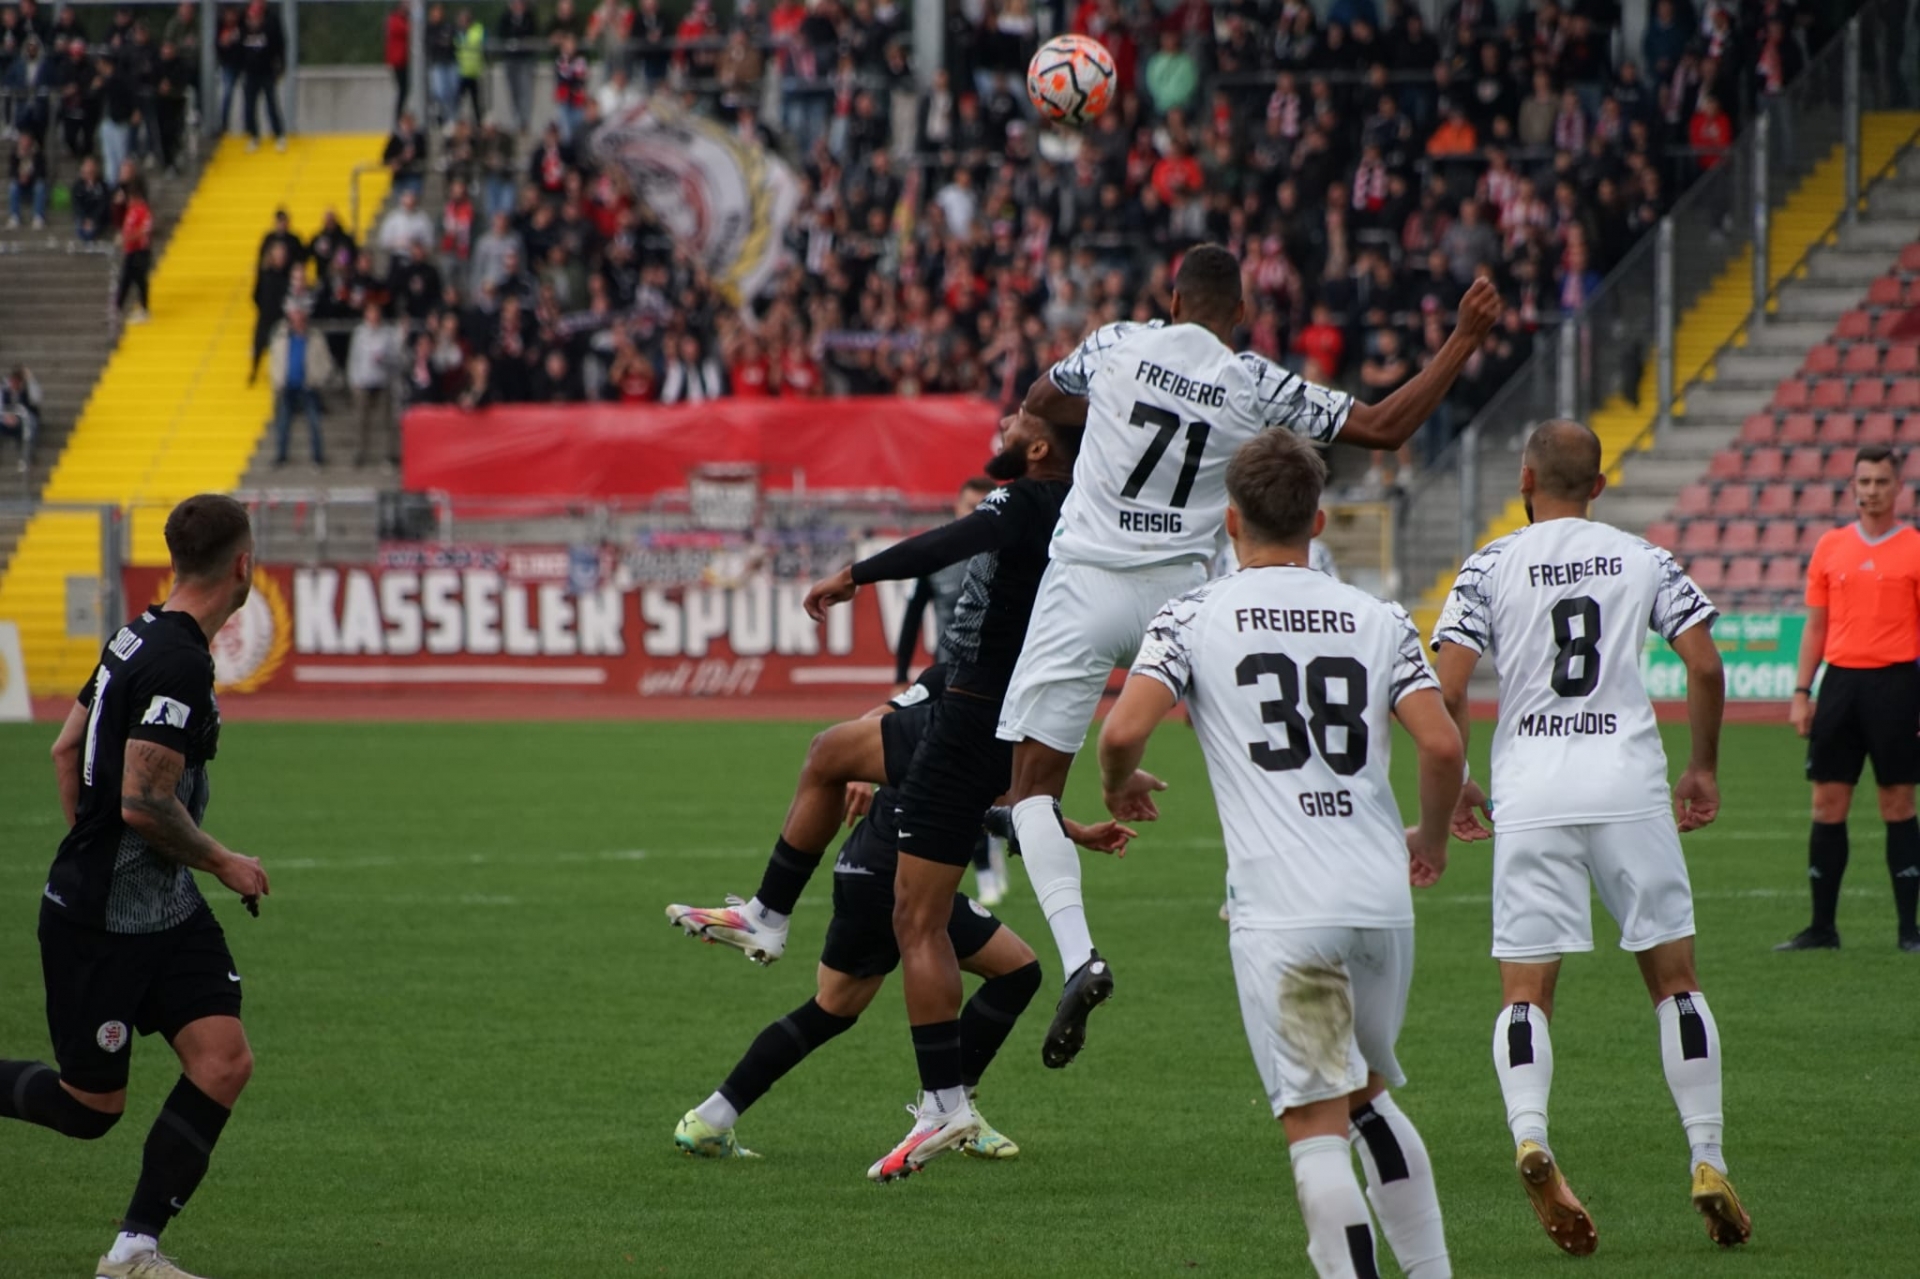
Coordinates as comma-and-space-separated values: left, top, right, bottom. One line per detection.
96, 1020, 130, 1053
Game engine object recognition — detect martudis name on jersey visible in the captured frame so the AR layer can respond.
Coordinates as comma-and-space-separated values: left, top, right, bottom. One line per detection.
1527, 556, 1625, 587
1235, 607, 1359, 635
1134, 359, 1227, 408
1515, 711, 1620, 737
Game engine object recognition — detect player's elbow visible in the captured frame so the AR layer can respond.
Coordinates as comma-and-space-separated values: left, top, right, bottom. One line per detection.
1684, 651, 1725, 689
1421, 728, 1466, 778
119, 796, 161, 837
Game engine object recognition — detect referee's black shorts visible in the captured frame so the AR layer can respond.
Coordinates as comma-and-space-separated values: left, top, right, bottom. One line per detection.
1806, 662, 1920, 786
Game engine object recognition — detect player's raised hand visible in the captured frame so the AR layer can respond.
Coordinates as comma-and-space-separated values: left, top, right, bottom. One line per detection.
1673, 767, 1720, 832
213, 851, 270, 907
802, 567, 857, 622
1406, 826, 1448, 887
1103, 769, 1167, 821
1454, 277, 1502, 344
1064, 817, 1138, 857
843, 781, 874, 826
1451, 778, 1494, 842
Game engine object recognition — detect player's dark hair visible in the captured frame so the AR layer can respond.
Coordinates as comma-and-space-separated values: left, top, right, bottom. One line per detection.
1855, 444, 1899, 472
165, 494, 253, 580
960, 476, 994, 495
1522, 418, 1603, 500
1226, 429, 1326, 545
1173, 243, 1243, 325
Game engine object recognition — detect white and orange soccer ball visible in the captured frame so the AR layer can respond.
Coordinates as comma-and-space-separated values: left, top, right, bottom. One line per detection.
1026, 34, 1117, 127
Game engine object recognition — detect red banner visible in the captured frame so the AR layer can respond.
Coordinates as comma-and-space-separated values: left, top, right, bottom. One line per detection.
122, 562, 935, 700
401, 396, 1003, 499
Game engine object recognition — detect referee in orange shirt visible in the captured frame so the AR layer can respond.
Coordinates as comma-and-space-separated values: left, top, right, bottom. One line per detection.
1782, 445, 1920, 952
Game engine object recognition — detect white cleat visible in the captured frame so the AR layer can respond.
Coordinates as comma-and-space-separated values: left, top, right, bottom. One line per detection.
665, 895, 789, 965
976, 866, 1005, 908
96, 1247, 210, 1278
867, 1100, 980, 1183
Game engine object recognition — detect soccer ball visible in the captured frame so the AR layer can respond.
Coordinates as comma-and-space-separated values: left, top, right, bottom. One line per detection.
1026, 34, 1117, 127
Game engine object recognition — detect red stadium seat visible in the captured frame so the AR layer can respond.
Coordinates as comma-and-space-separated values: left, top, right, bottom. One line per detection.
1757, 483, 1798, 517
1842, 344, 1882, 375
1707, 450, 1745, 480
1774, 380, 1813, 409
1849, 379, 1887, 409
1762, 557, 1805, 592
1644, 520, 1682, 552
1688, 557, 1726, 591
1868, 276, 1905, 306
1805, 343, 1844, 375
1859, 412, 1898, 445
1680, 521, 1723, 554
1812, 379, 1851, 410
1816, 415, 1858, 447
1778, 412, 1820, 445
1720, 520, 1760, 554
1886, 346, 1919, 376
1897, 414, 1920, 446
1875, 311, 1908, 340
1675, 483, 1714, 517
1784, 448, 1825, 481
1825, 449, 1862, 480
1798, 522, 1831, 556
1759, 521, 1800, 554
1745, 447, 1786, 481
1836, 309, 1873, 340
1900, 243, 1920, 273
1794, 484, 1839, 519
1724, 557, 1764, 591
1889, 379, 1920, 410
1899, 487, 1918, 516
1738, 414, 1777, 446
1712, 485, 1754, 517
1901, 451, 1920, 482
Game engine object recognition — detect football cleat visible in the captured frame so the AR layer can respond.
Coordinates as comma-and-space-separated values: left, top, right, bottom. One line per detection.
963, 1106, 1019, 1160
674, 1110, 759, 1159
665, 895, 788, 965
1773, 926, 1841, 952
1899, 930, 1920, 953
1690, 1162, 1752, 1247
867, 1101, 979, 1183
1515, 1140, 1598, 1257
95, 1249, 210, 1279
976, 866, 1006, 909
1041, 950, 1114, 1069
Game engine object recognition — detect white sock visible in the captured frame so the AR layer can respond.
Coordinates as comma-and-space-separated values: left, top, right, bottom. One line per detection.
694, 1091, 739, 1130
920, 1086, 969, 1121
746, 897, 789, 930
1350, 1094, 1451, 1279
1657, 991, 1726, 1173
106, 1233, 158, 1264
1289, 1135, 1378, 1279
1493, 1002, 1552, 1149
1012, 796, 1093, 974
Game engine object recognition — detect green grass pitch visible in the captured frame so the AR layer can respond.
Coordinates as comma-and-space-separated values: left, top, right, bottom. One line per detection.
1, 718, 1914, 1277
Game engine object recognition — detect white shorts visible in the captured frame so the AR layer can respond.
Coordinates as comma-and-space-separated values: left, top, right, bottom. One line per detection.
1230, 925, 1412, 1115
996, 558, 1207, 753
1491, 813, 1696, 960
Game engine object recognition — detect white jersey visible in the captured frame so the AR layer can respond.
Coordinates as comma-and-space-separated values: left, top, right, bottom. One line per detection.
1431, 518, 1717, 833
1133, 566, 1437, 930
1048, 321, 1354, 570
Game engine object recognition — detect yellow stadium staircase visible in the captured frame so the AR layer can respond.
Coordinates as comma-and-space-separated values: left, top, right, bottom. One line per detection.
0, 135, 387, 696
1413, 111, 1920, 636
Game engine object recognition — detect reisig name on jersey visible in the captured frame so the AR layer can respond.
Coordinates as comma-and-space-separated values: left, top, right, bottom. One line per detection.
1047, 321, 1354, 568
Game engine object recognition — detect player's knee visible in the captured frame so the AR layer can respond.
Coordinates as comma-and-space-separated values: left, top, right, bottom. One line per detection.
192, 1045, 254, 1102
891, 894, 944, 945
52, 1086, 123, 1139
999, 957, 1043, 1004
1877, 788, 1916, 821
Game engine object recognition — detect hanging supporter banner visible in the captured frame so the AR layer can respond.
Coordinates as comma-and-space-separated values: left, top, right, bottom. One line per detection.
1640, 612, 1805, 700
122, 563, 933, 700
593, 94, 800, 302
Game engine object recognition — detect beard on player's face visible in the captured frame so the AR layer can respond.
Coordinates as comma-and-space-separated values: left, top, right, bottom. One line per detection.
1523, 496, 1535, 523
984, 443, 1030, 480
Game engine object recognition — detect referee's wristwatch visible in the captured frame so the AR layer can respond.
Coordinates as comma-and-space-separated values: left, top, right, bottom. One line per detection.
1793, 686, 1814, 697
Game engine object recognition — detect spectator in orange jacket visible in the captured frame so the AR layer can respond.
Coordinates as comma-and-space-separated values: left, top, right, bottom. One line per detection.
1688, 91, 1732, 170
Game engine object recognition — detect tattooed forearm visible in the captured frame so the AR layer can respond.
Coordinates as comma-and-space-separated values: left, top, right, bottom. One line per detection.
121, 740, 225, 871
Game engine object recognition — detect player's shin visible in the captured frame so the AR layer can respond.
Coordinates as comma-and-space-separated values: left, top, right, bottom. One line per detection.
1350, 1095, 1450, 1279
0, 1061, 121, 1138
1492, 1003, 1552, 1149
749, 836, 824, 925
1885, 818, 1919, 935
121, 1076, 231, 1239
1011, 796, 1093, 973
959, 960, 1042, 1089
705, 998, 859, 1128
1289, 1134, 1383, 1279
1808, 821, 1850, 931
1656, 992, 1725, 1174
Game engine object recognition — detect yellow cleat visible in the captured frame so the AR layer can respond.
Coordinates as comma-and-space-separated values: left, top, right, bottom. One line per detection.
1515, 1140, 1598, 1256
674, 1110, 760, 1159
962, 1107, 1020, 1160
1691, 1162, 1752, 1247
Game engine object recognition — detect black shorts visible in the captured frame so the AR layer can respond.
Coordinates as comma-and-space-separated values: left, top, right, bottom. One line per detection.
880, 701, 935, 788
38, 903, 243, 1093
893, 692, 1013, 867
819, 870, 1002, 979
1807, 663, 1920, 786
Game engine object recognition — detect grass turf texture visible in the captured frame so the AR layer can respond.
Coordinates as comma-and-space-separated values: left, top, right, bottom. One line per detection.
0, 719, 1913, 1278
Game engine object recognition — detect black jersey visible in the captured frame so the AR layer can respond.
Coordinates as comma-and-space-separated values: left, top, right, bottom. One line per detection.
47, 607, 220, 934
850, 476, 1069, 698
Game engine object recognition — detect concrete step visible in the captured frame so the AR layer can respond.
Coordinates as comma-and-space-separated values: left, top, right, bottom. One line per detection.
1864, 185, 1920, 219
1682, 382, 1778, 424
1772, 281, 1877, 323
1803, 250, 1908, 286
1740, 319, 1838, 357
1835, 220, 1918, 254
1597, 491, 1681, 533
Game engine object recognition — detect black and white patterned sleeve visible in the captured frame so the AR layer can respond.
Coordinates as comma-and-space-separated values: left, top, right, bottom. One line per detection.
1131, 589, 1204, 700
1238, 352, 1354, 442
1388, 603, 1440, 705
1431, 539, 1506, 654
1646, 542, 1718, 641
1048, 320, 1143, 398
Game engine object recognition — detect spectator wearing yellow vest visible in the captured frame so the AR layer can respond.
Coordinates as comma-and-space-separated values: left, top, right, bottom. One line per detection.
455, 9, 488, 127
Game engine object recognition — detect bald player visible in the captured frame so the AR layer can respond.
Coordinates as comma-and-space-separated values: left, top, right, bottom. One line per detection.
1780, 444, 1920, 954
1432, 421, 1751, 1255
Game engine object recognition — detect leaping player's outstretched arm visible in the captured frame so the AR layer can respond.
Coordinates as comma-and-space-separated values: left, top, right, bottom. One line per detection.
1021, 319, 1141, 428
803, 490, 1032, 621
1335, 278, 1502, 450
1669, 624, 1725, 832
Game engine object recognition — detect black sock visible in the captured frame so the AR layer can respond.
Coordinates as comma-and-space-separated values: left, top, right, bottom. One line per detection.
1809, 821, 1850, 930
970, 830, 992, 872
753, 837, 823, 918
960, 961, 1042, 1089
0, 1061, 120, 1139
716, 998, 857, 1117
910, 1019, 964, 1094
122, 1076, 231, 1239
1887, 818, 1920, 932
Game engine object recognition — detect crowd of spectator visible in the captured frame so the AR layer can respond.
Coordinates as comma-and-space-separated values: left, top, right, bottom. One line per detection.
237, 0, 1833, 489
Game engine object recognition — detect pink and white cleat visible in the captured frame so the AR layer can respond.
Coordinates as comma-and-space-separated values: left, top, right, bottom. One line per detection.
665, 895, 788, 965
867, 1098, 980, 1183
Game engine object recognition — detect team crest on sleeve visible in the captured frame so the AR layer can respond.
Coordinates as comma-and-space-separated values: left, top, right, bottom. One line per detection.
140, 696, 192, 729
96, 1021, 130, 1053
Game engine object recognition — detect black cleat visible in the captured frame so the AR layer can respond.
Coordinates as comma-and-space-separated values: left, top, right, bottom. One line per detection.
1899, 930, 1920, 953
1773, 926, 1841, 952
1042, 951, 1114, 1069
